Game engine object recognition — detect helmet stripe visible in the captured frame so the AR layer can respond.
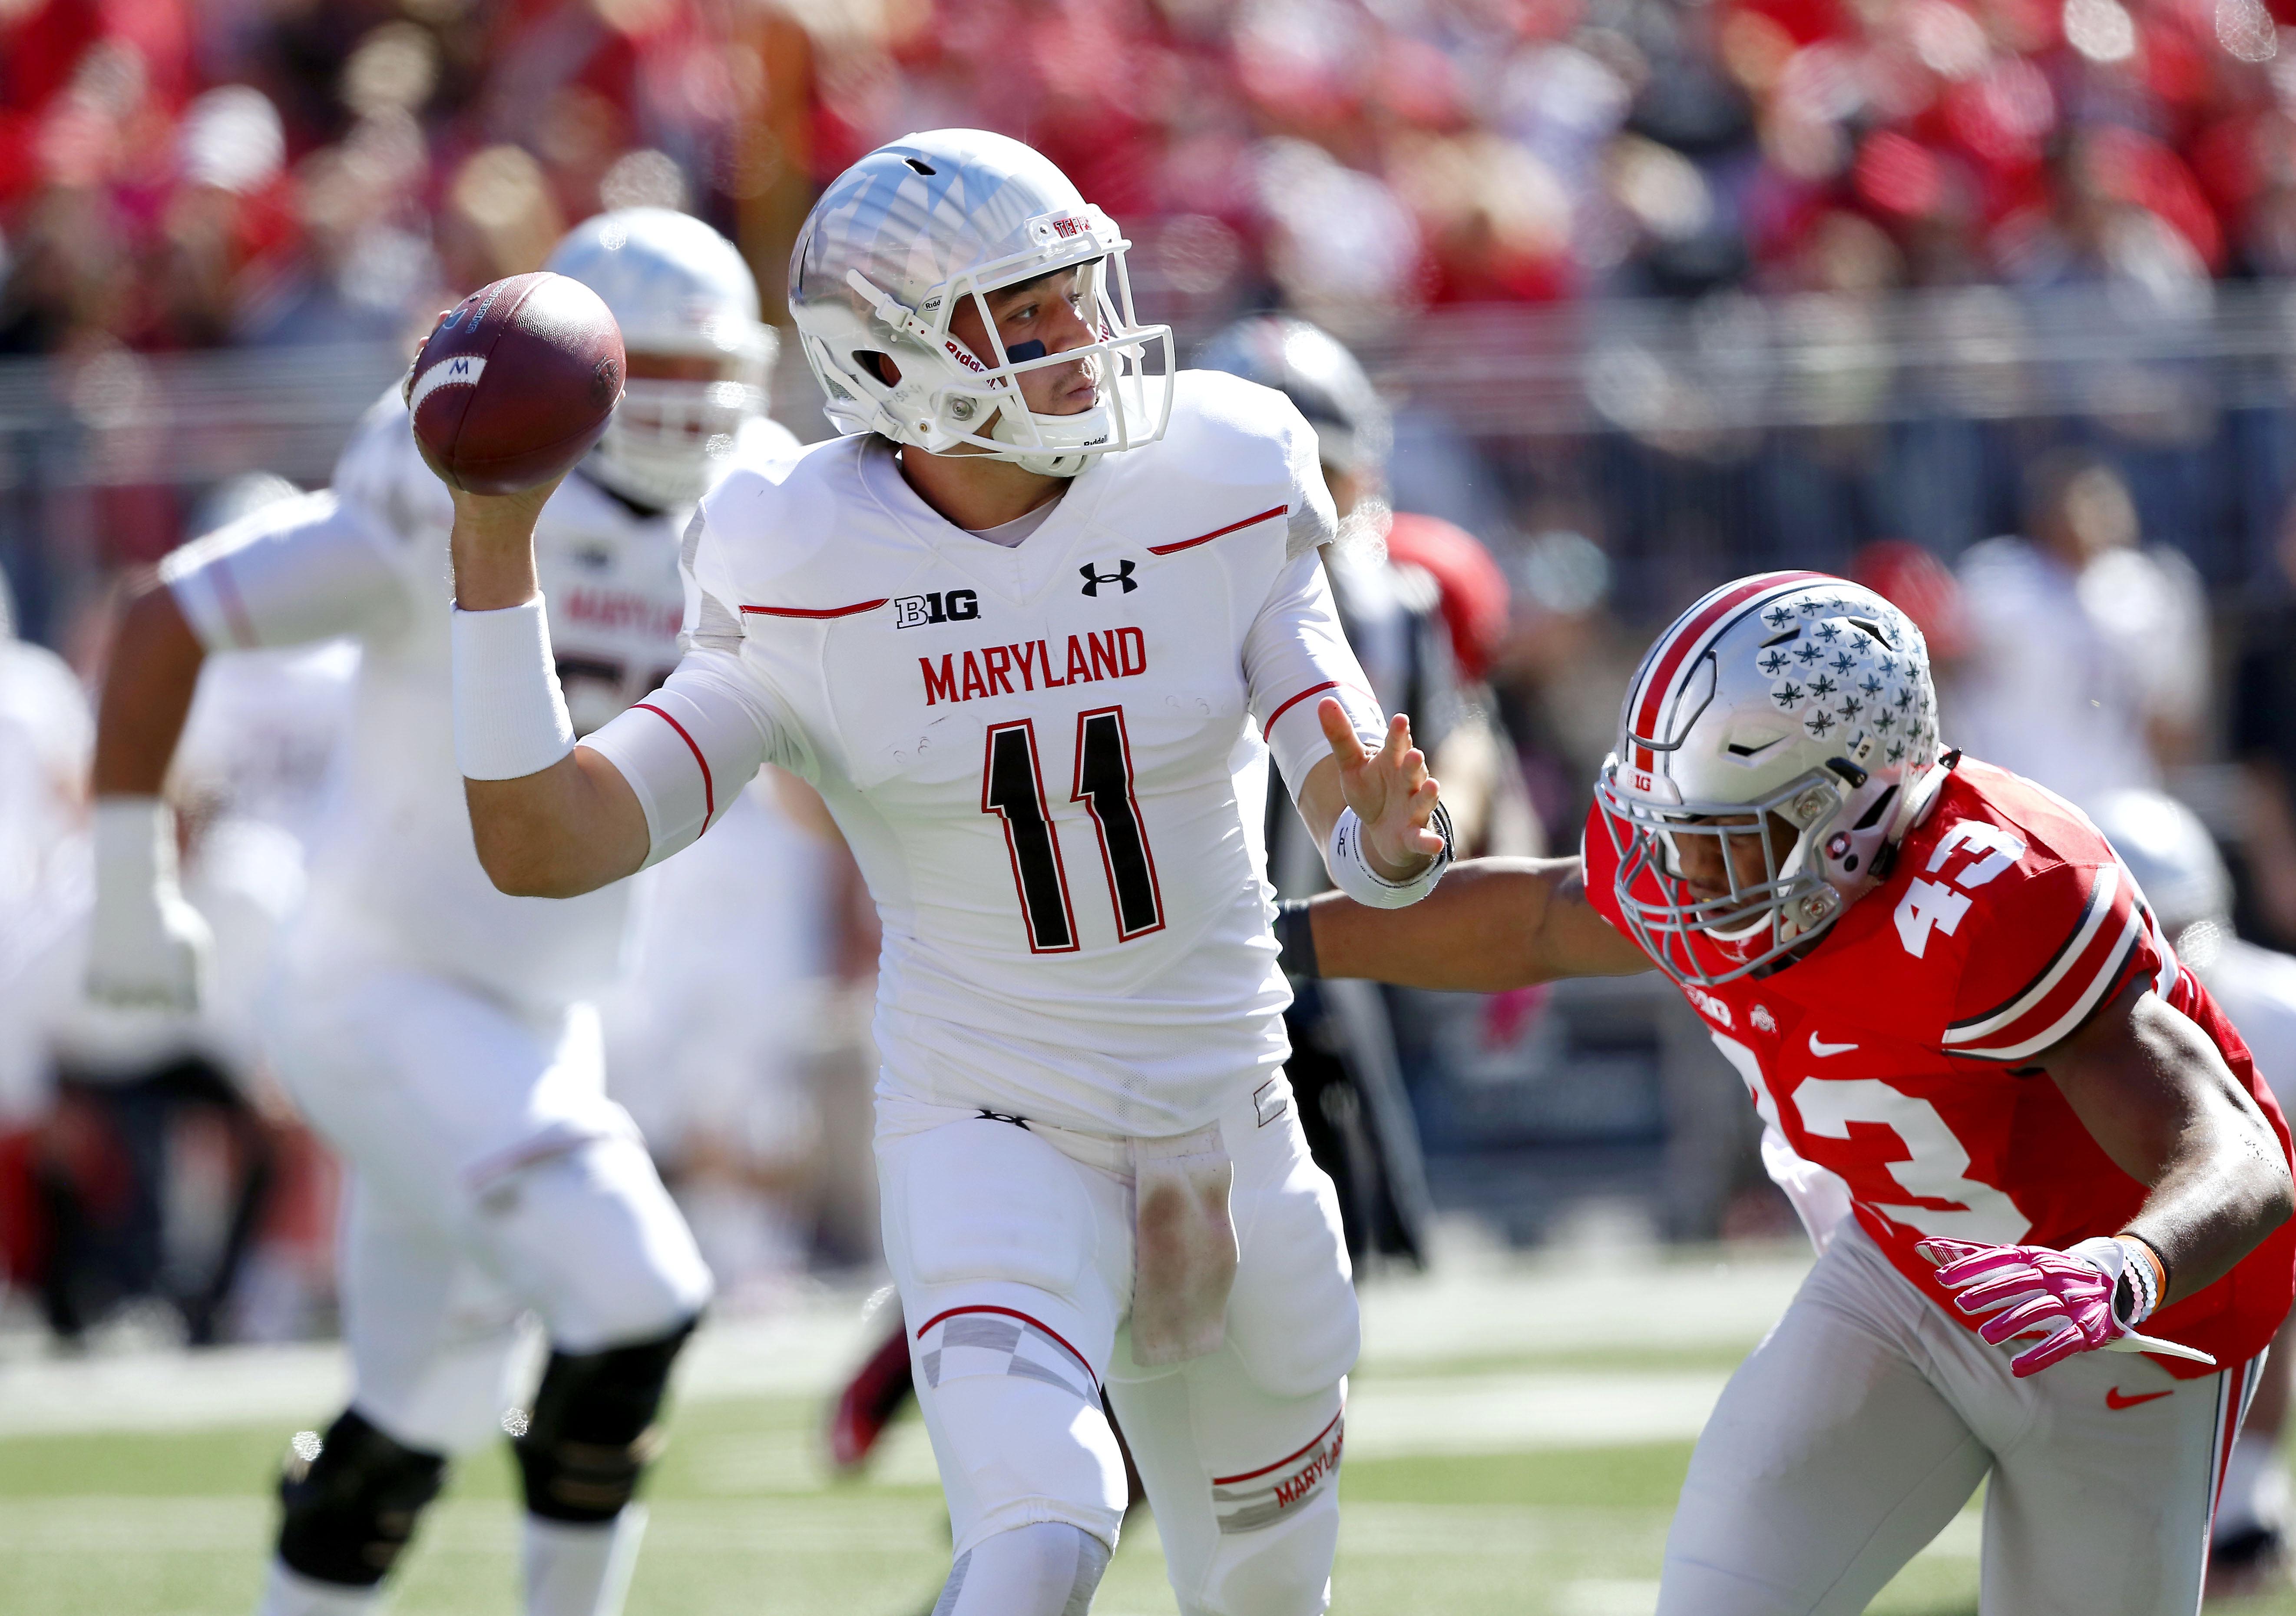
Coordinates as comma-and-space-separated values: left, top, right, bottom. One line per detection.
1631, 570, 1830, 772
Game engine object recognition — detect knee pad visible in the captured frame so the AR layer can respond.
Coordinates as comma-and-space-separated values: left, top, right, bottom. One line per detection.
277, 1408, 449, 1588
515, 1318, 696, 1523
931, 1521, 1110, 1616
922, 1351, 1127, 1553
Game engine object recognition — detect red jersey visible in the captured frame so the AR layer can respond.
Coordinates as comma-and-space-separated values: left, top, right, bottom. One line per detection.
1585, 756, 2296, 1376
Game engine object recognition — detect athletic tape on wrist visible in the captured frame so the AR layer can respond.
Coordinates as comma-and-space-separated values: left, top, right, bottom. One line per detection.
2114, 1233, 2164, 1323
1326, 803, 1452, 909
451, 597, 575, 781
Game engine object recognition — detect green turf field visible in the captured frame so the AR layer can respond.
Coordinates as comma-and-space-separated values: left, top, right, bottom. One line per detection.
1, 1248, 2288, 1616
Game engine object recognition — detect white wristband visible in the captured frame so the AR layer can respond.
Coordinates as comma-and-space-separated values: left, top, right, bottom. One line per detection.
1326, 804, 1452, 909
451, 596, 575, 780
93, 795, 181, 899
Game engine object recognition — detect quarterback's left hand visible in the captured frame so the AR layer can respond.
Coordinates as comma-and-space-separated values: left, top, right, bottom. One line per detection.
1318, 698, 1443, 880
1919, 1236, 2216, 1377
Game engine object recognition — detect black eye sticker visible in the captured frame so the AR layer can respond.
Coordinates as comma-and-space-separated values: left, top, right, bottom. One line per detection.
1005, 339, 1047, 362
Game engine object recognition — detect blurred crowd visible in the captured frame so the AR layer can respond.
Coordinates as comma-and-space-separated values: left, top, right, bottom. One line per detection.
14, 0, 2296, 360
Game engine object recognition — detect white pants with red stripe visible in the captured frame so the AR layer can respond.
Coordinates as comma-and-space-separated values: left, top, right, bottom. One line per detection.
875, 1073, 1357, 1616
1660, 1219, 2258, 1616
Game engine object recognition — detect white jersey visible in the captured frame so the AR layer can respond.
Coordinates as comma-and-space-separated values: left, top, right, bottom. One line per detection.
162, 392, 799, 1011
2197, 935, 2296, 1109
585, 371, 1385, 1136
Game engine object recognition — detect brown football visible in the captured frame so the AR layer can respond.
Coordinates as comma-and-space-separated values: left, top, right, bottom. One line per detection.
405, 272, 625, 494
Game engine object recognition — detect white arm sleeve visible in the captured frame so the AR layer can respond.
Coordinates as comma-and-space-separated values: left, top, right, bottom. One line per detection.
579, 647, 785, 867
1244, 550, 1387, 800
159, 490, 413, 652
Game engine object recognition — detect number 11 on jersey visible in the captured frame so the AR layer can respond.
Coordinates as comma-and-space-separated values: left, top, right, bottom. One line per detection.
982, 706, 1165, 952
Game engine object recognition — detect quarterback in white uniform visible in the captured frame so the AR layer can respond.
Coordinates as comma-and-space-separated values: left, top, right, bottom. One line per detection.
86, 210, 794, 1616
443, 130, 1448, 1616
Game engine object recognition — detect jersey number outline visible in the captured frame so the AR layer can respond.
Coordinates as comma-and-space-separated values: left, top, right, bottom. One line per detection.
1713, 1033, 2031, 1244
982, 707, 1165, 953
1893, 820, 2028, 958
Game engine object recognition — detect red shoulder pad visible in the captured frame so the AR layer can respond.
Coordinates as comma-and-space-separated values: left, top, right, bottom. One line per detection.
1939, 854, 2156, 1062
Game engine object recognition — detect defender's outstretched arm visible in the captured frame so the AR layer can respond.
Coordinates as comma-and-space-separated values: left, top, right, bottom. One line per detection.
2043, 980, 2295, 1308
1303, 855, 1651, 992
449, 482, 650, 899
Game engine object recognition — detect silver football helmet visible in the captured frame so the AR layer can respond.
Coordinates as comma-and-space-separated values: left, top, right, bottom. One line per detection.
545, 207, 777, 508
788, 128, 1173, 477
1194, 315, 1391, 479
1596, 571, 1949, 985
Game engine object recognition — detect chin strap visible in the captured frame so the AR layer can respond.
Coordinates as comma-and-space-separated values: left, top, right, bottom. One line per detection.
846, 268, 945, 350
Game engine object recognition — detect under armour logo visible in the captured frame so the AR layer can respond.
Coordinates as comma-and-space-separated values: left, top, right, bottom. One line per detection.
1080, 560, 1137, 596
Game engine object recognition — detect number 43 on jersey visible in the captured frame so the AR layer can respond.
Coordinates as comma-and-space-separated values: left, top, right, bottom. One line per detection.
983, 706, 1165, 953
1894, 820, 2025, 958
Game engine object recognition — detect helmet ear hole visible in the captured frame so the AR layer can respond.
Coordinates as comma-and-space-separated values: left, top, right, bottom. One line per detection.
853, 351, 900, 387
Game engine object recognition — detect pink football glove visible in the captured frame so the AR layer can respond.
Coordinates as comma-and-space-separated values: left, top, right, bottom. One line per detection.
1917, 1236, 2216, 1378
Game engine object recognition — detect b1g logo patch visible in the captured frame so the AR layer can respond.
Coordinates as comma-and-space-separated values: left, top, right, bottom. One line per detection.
893, 589, 980, 629
1212, 1413, 1343, 1534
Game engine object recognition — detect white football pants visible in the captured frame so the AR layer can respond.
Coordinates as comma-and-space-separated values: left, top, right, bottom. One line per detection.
876, 1073, 1357, 1616
265, 965, 714, 1454
1660, 1220, 2257, 1616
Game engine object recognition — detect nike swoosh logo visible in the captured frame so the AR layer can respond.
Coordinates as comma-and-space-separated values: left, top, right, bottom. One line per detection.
2106, 1388, 2173, 1410
1809, 1034, 1859, 1057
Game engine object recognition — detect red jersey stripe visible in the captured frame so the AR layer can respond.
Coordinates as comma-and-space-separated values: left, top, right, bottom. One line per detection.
631, 702, 715, 828
1945, 864, 2120, 1041
1147, 505, 1288, 556
739, 598, 888, 619
1947, 871, 2147, 1060
1264, 679, 1377, 735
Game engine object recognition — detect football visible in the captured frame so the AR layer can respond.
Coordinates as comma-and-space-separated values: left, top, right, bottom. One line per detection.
404, 271, 625, 494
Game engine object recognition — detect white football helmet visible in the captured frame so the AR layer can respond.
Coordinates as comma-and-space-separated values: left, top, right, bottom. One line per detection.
788, 128, 1174, 477
1596, 571, 1949, 985
545, 207, 777, 508
2088, 788, 2232, 961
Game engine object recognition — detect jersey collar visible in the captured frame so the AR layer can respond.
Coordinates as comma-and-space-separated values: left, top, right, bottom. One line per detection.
854, 436, 1114, 607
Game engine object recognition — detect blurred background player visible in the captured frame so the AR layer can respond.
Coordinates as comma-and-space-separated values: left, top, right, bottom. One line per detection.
29, 471, 341, 1349
81, 207, 794, 1616
1197, 312, 1517, 1275
2094, 788, 2296, 1597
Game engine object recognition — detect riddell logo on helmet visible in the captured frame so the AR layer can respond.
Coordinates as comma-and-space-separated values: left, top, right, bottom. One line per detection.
944, 341, 985, 374
1047, 215, 1085, 239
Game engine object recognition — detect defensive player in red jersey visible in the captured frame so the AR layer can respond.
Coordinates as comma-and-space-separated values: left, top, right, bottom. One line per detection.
1279, 570, 2296, 1614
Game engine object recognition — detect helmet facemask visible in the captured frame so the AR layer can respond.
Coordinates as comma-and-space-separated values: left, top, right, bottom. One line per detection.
820, 236, 1173, 477
1599, 767, 1855, 985
590, 356, 769, 508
